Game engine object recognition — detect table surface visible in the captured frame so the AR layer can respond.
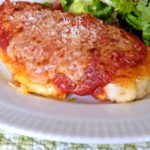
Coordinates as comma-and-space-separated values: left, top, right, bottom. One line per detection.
0, 130, 150, 150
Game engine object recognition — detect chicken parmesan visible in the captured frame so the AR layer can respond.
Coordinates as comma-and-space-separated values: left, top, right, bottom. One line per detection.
0, 0, 150, 102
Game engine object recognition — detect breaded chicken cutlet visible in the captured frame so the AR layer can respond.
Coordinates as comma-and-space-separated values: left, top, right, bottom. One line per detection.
0, 0, 150, 102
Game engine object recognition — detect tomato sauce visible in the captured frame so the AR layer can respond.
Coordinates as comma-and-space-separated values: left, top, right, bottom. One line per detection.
0, 27, 11, 52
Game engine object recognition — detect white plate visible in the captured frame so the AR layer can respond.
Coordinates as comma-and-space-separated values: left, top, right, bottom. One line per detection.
1, 0, 150, 144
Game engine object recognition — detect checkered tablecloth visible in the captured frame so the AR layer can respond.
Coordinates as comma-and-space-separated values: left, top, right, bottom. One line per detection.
0, 130, 150, 150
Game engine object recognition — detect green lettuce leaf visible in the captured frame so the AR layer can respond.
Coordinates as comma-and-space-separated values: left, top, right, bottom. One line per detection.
61, 0, 74, 11
136, 0, 150, 44
111, 0, 150, 46
111, 0, 137, 14
87, 0, 113, 20
61, 0, 115, 23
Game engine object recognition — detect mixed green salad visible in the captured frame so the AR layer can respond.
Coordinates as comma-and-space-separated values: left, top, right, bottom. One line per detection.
44, 0, 150, 46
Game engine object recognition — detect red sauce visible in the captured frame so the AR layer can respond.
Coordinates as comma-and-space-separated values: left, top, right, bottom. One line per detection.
81, 14, 97, 27
52, 0, 62, 10
54, 73, 76, 94
0, 27, 12, 52
93, 86, 105, 96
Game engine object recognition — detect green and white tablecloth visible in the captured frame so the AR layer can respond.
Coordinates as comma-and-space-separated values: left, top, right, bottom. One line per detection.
0, 130, 150, 150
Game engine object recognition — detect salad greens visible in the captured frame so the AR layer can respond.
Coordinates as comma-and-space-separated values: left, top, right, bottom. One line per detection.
44, 0, 150, 46
61, 0, 115, 23
112, 0, 150, 46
